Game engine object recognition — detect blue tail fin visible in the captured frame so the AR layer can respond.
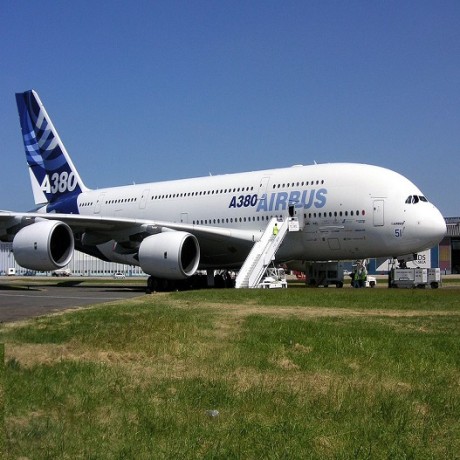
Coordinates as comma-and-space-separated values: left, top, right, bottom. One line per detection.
16, 90, 88, 207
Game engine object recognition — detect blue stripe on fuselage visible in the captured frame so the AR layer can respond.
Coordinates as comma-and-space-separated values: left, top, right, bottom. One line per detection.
46, 192, 81, 214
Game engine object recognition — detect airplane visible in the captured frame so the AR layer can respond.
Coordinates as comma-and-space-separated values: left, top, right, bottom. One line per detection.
0, 90, 447, 290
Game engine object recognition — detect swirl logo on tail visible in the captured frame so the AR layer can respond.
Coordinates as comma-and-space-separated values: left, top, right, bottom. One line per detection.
16, 90, 88, 212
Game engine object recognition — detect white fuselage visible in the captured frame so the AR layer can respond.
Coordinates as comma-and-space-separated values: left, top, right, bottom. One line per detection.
74, 163, 446, 269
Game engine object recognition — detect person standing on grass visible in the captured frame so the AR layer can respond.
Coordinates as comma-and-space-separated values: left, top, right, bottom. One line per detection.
358, 266, 367, 288
352, 269, 359, 288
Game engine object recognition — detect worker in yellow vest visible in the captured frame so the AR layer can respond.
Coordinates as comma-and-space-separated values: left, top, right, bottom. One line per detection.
358, 266, 367, 288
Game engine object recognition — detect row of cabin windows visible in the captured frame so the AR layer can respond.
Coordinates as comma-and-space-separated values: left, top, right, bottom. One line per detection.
273, 179, 324, 188
79, 180, 327, 206
151, 186, 255, 200
150, 179, 326, 200
105, 198, 137, 204
79, 198, 138, 207
307, 210, 365, 218
192, 209, 365, 226
193, 215, 273, 225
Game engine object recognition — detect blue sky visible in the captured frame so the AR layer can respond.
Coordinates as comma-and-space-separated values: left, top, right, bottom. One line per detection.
1, 1, 459, 216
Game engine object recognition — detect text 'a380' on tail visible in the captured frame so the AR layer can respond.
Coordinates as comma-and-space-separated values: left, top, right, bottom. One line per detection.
15, 90, 88, 212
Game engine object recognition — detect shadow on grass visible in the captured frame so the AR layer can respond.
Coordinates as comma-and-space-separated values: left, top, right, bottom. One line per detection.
55, 280, 84, 287
0, 279, 146, 293
0, 283, 41, 292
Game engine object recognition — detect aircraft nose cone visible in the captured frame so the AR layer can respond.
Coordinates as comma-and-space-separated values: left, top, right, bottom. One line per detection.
421, 206, 446, 247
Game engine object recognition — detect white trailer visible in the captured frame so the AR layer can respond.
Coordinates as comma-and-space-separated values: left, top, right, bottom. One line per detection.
427, 268, 441, 289
390, 268, 441, 288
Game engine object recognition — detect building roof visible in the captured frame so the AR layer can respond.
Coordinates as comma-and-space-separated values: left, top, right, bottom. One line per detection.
446, 217, 460, 237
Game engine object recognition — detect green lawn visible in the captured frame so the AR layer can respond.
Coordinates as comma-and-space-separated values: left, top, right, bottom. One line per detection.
1, 288, 459, 458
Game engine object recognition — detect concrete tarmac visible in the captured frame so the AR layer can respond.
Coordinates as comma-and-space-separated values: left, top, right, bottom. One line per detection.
0, 279, 146, 323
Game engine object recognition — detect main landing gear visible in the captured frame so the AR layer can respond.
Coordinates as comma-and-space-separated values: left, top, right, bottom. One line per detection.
146, 271, 235, 293
146, 275, 206, 293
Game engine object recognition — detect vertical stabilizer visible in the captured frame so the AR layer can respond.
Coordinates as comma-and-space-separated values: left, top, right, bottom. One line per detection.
16, 90, 88, 207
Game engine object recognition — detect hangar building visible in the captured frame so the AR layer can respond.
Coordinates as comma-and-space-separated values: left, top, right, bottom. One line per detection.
440, 217, 460, 274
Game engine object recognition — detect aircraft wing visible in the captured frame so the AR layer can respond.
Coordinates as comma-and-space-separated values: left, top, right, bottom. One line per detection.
0, 211, 257, 266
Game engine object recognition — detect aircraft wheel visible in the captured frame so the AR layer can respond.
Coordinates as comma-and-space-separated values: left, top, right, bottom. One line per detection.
146, 276, 158, 293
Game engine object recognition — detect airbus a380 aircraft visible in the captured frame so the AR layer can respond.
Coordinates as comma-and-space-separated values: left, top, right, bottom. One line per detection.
0, 90, 446, 290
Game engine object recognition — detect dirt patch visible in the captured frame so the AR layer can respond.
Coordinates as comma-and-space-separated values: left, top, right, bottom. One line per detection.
5, 343, 141, 368
173, 301, 460, 320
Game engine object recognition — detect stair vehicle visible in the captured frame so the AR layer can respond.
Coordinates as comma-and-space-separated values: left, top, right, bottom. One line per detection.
235, 217, 297, 288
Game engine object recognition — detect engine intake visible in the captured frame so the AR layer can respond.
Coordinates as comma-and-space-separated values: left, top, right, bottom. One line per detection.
138, 231, 200, 279
13, 220, 74, 271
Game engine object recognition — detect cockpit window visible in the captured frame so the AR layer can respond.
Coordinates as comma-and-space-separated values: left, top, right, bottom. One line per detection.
405, 195, 428, 204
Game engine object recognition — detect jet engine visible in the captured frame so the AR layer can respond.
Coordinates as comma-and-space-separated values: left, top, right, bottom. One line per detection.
138, 231, 200, 279
13, 220, 74, 271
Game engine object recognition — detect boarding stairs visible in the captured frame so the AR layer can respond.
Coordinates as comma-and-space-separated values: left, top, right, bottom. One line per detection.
235, 217, 293, 288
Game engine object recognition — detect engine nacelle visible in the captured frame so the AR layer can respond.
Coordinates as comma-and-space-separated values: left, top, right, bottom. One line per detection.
138, 232, 200, 279
13, 220, 74, 271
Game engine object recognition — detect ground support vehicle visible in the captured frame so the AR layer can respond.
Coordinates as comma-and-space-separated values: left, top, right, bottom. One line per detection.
52, 268, 71, 277
257, 268, 288, 289
365, 276, 377, 287
305, 262, 345, 288
389, 268, 441, 288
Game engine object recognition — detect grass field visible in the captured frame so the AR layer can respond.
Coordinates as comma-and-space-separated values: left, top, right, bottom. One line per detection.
1, 286, 459, 459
